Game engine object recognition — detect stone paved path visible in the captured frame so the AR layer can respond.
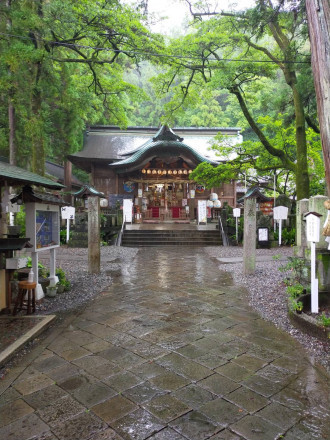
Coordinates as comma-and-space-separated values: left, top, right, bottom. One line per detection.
0, 248, 329, 440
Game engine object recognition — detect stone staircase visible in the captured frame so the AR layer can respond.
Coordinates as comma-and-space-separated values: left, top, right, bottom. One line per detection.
121, 229, 222, 247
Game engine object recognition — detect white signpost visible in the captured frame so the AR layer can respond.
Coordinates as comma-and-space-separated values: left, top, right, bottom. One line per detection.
305, 212, 322, 313
61, 206, 75, 243
123, 199, 133, 223
198, 200, 207, 224
273, 206, 288, 246
233, 208, 241, 243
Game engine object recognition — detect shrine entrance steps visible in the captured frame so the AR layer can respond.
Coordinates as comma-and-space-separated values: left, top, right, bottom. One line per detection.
122, 223, 222, 247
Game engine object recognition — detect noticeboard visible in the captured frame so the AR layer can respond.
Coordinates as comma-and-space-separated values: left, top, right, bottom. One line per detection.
257, 227, 270, 248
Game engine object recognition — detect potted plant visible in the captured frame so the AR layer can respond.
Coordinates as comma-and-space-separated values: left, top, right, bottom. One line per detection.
46, 285, 57, 297
55, 267, 71, 293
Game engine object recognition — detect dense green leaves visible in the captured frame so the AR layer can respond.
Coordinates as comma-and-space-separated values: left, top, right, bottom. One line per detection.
152, 0, 321, 199
0, 0, 164, 173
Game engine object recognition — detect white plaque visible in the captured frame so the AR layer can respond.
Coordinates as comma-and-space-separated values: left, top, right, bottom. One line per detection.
233, 208, 241, 218
273, 206, 288, 220
61, 206, 75, 220
123, 199, 133, 223
306, 214, 320, 242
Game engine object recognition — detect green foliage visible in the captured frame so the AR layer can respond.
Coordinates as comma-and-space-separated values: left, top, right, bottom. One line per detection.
274, 228, 296, 246
279, 256, 309, 286
52, 267, 71, 291
0, 0, 165, 172
153, 2, 316, 199
286, 283, 304, 299
26, 257, 47, 278
14, 208, 26, 237
279, 256, 310, 313
60, 229, 72, 245
318, 312, 330, 328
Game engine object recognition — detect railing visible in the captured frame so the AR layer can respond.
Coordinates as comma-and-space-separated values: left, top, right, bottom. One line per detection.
115, 220, 126, 246
218, 216, 229, 246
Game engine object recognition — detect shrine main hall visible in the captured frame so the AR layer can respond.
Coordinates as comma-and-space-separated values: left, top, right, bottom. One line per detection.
68, 125, 242, 221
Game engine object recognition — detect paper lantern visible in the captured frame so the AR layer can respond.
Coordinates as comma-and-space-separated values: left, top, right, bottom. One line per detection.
210, 193, 218, 201
213, 200, 221, 208
100, 198, 108, 208
207, 200, 214, 208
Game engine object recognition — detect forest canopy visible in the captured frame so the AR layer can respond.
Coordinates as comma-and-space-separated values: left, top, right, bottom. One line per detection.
0, 0, 324, 199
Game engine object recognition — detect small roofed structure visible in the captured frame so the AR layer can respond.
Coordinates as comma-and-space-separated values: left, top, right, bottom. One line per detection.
11, 185, 66, 206
237, 186, 272, 204
0, 161, 64, 190
0, 164, 64, 313
73, 184, 105, 199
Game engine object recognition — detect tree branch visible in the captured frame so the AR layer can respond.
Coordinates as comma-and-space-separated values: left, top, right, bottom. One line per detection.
229, 85, 296, 172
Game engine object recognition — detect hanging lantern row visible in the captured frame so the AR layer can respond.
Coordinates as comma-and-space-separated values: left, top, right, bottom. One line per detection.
141, 169, 192, 175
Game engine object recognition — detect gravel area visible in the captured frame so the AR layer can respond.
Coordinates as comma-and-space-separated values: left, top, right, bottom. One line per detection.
205, 246, 329, 373
27, 245, 329, 373
37, 246, 138, 314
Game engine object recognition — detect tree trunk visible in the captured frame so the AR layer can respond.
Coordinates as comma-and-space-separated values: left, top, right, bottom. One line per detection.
31, 61, 45, 176
8, 98, 16, 166
305, 0, 330, 195
292, 83, 310, 200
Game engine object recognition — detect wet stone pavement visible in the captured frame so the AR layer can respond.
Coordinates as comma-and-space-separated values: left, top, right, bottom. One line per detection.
0, 247, 329, 440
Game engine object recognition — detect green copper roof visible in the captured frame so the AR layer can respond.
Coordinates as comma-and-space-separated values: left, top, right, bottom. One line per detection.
110, 125, 219, 170
73, 184, 105, 198
237, 186, 271, 203
0, 162, 64, 189
111, 142, 218, 171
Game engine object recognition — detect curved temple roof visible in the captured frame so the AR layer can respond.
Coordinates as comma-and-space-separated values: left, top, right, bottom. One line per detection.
110, 125, 219, 172
68, 124, 242, 172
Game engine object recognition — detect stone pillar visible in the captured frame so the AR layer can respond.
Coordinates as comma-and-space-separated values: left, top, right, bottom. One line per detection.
243, 197, 257, 274
88, 196, 100, 274
309, 195, 328, 250
309, 195, 330, 292
295, 198, 309, 257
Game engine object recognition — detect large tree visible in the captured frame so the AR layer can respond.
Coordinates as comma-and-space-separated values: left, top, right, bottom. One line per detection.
156, 0, 316, 200
0, 0, 163, 174
305, 0, 330, 195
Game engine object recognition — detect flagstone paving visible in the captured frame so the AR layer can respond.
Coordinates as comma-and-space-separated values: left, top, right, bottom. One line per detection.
0, 247, 329, 439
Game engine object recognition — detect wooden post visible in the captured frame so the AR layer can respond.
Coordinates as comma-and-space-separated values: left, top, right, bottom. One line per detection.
88, 196, 100, 274
243, 197, 256, 274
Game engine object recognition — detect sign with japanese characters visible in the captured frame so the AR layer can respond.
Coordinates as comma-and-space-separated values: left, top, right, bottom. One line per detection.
306, 213, 321, 243
198, 200, 207, 224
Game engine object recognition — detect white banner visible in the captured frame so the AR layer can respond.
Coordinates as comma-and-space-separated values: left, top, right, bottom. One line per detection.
198, 200, 207, 224
123, 199, 133, 223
